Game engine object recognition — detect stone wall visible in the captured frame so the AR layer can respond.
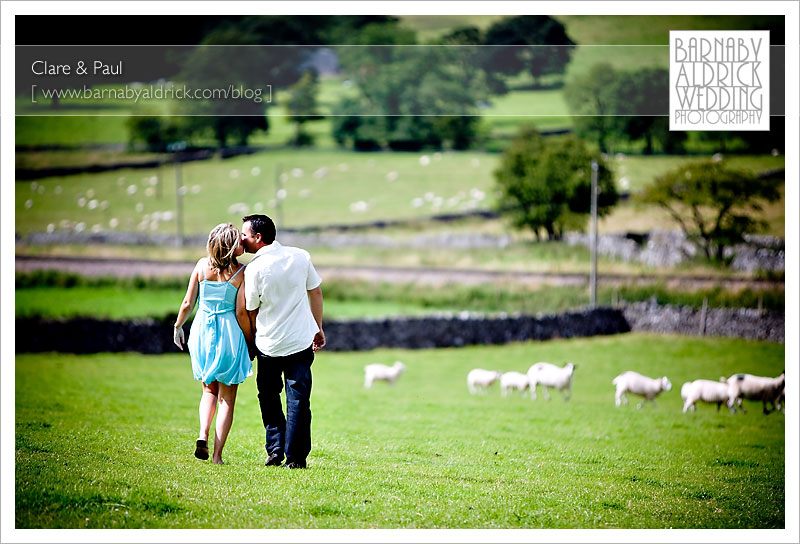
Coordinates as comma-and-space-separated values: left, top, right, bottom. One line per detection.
620, 302, 784, 343
15, 304, 783, 355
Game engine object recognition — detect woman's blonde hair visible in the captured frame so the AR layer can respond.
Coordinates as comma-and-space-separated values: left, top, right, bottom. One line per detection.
206, 223, 240, 272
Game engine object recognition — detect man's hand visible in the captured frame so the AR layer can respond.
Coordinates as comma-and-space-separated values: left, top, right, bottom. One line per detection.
312, 329, 326, 352
173, 326, 185, 350
247, 342, 259, 361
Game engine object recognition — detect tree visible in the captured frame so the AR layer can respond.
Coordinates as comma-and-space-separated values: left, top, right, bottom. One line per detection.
482, 16, 576, 89
333, 22, 488, 151
563, 63, 620, 153
612, 68, 686, 154
126, 115, 191, 152
565, 65, 687, 154
494, 127, 618, 240
174, 22, 276, 147
639, 161, 782, 262
287, 70, 324, 146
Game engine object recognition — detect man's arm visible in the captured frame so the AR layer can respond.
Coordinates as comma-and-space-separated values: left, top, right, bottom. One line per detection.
308, 286, 325, 352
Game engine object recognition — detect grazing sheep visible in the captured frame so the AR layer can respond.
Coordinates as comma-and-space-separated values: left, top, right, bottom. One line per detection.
364, 361, 406, 388
725, 371, 785, 414
467, 369, 502, 395
500, 371, 529, 397
682, 379, 736, 414
680, 382, 693, 404
527, 362, 575, 401
612, 371, 672, 409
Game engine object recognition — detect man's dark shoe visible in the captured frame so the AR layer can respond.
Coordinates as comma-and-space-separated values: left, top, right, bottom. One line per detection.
284, 460, 307, 469
265, 453, 284, 467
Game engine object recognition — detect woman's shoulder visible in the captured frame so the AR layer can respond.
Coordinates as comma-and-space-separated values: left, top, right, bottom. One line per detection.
230, 262, 246, 283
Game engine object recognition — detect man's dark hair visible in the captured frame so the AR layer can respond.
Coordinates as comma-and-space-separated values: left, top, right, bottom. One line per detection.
242, 214, 276, 244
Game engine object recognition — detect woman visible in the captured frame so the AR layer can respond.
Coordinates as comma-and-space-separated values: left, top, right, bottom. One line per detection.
173, 223, 253, 464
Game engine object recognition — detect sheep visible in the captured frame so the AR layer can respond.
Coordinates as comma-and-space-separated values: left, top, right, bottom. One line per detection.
364, 361, 406, 388
499, 371, 529, 397
612, 371, 672, 409
681, 379, 736, 414
680, 382, 693, 404
725, 371, 785, 414
467, 369, 502, 395
527, 362, 575, 401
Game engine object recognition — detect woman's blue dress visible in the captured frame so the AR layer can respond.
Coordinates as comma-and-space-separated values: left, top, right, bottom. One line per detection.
188, 265, 252, 385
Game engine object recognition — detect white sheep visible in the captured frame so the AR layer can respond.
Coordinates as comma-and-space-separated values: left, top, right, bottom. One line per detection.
499, 371, 529, 397
612, 371, 671, 409
725, 371, 785, 414
681, 379, 736, 414
680, 382, 693, 404
527, 362, 575, 401
467, 369, 502, 395
364, 361, 406, 388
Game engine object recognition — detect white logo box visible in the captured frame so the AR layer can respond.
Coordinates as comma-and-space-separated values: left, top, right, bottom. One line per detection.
669, 30, 770, 131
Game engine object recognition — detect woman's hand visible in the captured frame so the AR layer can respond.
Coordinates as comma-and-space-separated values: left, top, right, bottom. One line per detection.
173, 325, 185, 350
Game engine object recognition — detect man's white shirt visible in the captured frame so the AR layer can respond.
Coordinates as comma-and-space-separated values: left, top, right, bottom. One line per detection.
244, 241, 322, 357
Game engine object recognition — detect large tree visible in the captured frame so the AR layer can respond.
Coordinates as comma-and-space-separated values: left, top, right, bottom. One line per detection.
611, 68, 686, 154
333, 22, 488, 151
565, 64, 687, 154
494, 127, 618, 240
482, 15, 576, 89
639, 161, 782, 262
172, 16, 393, 147
563, 63, 620, 153
287, 70, 324, 146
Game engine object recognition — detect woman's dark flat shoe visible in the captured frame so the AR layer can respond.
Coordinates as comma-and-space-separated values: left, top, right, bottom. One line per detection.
194, 439, 209, 460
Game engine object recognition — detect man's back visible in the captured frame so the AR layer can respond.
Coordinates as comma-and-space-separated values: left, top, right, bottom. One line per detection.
244, 241, 322, 357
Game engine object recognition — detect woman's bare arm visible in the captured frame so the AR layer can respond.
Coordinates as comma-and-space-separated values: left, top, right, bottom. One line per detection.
175, 260, 202, 329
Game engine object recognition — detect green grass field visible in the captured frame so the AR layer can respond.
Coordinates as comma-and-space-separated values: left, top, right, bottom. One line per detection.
13, 277, 784, 321
14, 149, 500, 235
14, 148, 785, 237
15, 334, 784, 528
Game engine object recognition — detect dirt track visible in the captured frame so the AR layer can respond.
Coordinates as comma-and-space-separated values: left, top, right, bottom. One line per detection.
15, 255, 782, 291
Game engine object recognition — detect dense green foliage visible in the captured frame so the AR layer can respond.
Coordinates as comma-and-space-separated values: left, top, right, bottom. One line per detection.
482, 15, 576, 89
564, 64, 687, 154
639, 161, 783, 262
332, 24, 488, 151
15, 335, 785, 528
494, 127, 618, 239
287, 71, 325, 147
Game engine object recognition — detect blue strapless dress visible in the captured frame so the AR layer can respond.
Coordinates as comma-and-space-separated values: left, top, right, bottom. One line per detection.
188, 267, 252, 385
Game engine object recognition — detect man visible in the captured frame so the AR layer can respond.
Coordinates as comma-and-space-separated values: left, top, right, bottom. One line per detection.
237, 214, 325, 469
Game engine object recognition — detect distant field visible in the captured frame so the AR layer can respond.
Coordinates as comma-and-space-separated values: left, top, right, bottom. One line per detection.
14, 149, 499, 235
15, 334, 785, 528
15, 148, 784, 237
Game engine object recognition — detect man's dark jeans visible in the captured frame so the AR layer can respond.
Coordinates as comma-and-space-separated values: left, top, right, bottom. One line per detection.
256, 345, 314, 465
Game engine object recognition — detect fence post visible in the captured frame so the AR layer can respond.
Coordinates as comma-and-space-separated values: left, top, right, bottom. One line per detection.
590, 160, 598, 308
274, 163, 284, 228
698, 297, 708, 336
174, 157, 184, 247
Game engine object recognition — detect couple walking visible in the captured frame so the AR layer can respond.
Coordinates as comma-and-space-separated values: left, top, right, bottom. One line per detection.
173, 214, 325, 468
